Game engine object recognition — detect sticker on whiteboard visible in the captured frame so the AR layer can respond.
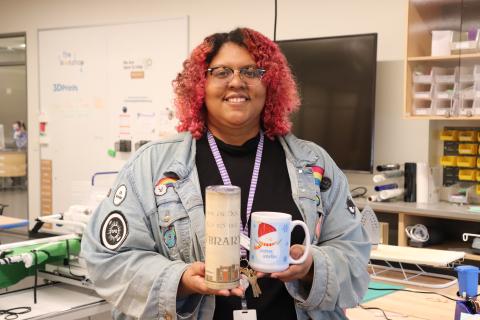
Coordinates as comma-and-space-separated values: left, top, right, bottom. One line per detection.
113, 185, 127, 206
100, 211, 128, 250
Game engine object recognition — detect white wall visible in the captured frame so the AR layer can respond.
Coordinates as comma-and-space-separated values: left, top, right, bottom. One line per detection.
0, 0, 430, 218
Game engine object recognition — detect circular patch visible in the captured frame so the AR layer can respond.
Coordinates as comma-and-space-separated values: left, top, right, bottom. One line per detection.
113, 185, 127, 206
154, 184, 167, 196
346, 198, 356, 215
163, 226, 176, 248
320, 177, 332, 192
100, 211, 128, 250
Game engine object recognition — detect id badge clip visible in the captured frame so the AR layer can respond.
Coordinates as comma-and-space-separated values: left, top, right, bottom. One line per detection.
233, 309, 257, 320
234, 278, 257, 320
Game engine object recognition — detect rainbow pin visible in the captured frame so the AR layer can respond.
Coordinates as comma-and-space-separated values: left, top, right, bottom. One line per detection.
311, 166, 324, 186
154, 177, 177, 196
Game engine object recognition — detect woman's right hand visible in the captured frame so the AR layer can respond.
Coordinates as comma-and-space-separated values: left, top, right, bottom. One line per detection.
177, 262, 245, 298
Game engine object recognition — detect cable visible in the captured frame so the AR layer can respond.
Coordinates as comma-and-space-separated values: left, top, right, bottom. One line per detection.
31, 249, 51, 305
363, 287, 467, 320
0, 306, 32, 320
359, 305, 393, 320
273, 0, 277, 41
65, 239, 84, 278
405, 224, 429, 242
350, 186, 367, 198
368, 287, 460, 302
33, 250, 38, 304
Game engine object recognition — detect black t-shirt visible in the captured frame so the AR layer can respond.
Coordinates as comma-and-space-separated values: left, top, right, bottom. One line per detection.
196, 133, 305, 320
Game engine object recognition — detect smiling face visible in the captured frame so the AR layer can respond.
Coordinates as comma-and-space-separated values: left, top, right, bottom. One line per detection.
204, 42, 267, 143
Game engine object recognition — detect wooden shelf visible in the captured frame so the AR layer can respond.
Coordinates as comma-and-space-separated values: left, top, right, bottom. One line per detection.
429, 242, 480, 261
355, 199, 480, 263
405, 115, 480, 120
404, 0, 480, 118
408, 53, 480, 62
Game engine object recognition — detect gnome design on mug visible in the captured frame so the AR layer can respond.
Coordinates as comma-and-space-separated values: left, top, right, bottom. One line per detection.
254, 223, 281, 249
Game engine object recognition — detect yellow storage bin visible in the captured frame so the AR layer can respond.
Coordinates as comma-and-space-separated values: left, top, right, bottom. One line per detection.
440, 130, 459, 141
441, 156, 457, 166
477, 158, 480, 168
459, 169, 476, 181
459, 130, 476, 142
457, 156, 477, 167
458, 143, 479, 155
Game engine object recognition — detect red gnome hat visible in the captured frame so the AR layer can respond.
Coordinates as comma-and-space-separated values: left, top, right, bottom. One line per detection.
258, 223, 276, 238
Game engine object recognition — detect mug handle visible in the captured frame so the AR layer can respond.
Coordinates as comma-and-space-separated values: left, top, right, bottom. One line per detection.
289, 220, 311, 265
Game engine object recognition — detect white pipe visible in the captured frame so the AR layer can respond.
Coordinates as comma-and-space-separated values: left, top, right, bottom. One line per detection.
379, 188, 405, 200
38, 217, 87, 232
39, 213, 62, 220
0, 234, 80, 251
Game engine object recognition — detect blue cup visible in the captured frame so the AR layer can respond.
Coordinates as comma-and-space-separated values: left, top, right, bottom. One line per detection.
455, 265, 479, 298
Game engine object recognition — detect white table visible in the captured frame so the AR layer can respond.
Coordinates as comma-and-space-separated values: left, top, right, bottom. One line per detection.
0, 283, 110, 320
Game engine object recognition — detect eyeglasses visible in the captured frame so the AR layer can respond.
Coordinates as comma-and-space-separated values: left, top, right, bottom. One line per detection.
206, 66, 266, 86
0, 307, 32, 320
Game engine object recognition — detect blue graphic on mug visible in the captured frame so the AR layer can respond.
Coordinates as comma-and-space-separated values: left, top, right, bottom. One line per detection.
250, 221, 290, 266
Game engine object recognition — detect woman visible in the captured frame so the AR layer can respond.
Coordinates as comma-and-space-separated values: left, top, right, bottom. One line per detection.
82, 27, 370, 320
12, 121, 27, 149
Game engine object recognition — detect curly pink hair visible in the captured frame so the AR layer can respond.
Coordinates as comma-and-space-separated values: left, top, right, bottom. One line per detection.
173, 27, 300, 139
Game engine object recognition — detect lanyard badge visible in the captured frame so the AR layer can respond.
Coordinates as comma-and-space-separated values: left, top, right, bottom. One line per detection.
233, 277, 257, 320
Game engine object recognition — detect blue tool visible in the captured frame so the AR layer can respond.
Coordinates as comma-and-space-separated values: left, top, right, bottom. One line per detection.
454, 265, 480, 319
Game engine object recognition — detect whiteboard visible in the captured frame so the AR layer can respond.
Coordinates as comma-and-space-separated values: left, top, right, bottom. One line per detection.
38, 18, 188, 214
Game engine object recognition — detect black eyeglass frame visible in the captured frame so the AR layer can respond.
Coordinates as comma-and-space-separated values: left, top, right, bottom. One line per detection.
206, 66, 266, 81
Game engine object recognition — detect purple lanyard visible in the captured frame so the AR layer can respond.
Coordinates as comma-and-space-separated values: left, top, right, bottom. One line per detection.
207, 130, 264, 255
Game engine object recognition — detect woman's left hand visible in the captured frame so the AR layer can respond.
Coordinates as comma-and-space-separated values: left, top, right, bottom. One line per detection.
257, 244, 314, 283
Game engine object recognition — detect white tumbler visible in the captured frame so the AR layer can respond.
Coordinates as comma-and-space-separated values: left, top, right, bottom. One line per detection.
204, 185, 241, 289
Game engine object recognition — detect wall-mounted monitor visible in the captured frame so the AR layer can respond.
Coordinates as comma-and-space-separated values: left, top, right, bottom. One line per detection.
277, 33, 377, 173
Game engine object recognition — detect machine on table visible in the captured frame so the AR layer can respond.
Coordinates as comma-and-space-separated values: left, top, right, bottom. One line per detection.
0, 205, 93, 293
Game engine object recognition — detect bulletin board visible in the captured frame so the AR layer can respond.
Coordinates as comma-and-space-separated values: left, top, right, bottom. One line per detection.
38, 17, 188, 215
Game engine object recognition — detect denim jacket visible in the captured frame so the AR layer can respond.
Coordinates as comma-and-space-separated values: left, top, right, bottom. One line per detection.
81, 132, 371, 320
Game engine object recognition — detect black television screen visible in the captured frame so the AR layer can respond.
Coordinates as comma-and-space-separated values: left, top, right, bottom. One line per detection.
277, 33, 377, 173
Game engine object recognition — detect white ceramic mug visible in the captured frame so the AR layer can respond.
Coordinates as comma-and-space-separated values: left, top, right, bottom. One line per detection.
241, 211, 311, 273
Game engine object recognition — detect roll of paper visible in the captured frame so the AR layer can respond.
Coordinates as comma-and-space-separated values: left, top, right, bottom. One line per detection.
376, 164, 401, 172
416, 162, 429, 203
379, 188, 405, 200
372, 174, 386, 183
374, 183, 399, 192
404, 162, 416, 202
373, 170, 404, 183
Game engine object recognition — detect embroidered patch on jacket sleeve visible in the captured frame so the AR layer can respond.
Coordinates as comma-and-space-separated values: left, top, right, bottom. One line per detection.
100, 211, 129, 250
